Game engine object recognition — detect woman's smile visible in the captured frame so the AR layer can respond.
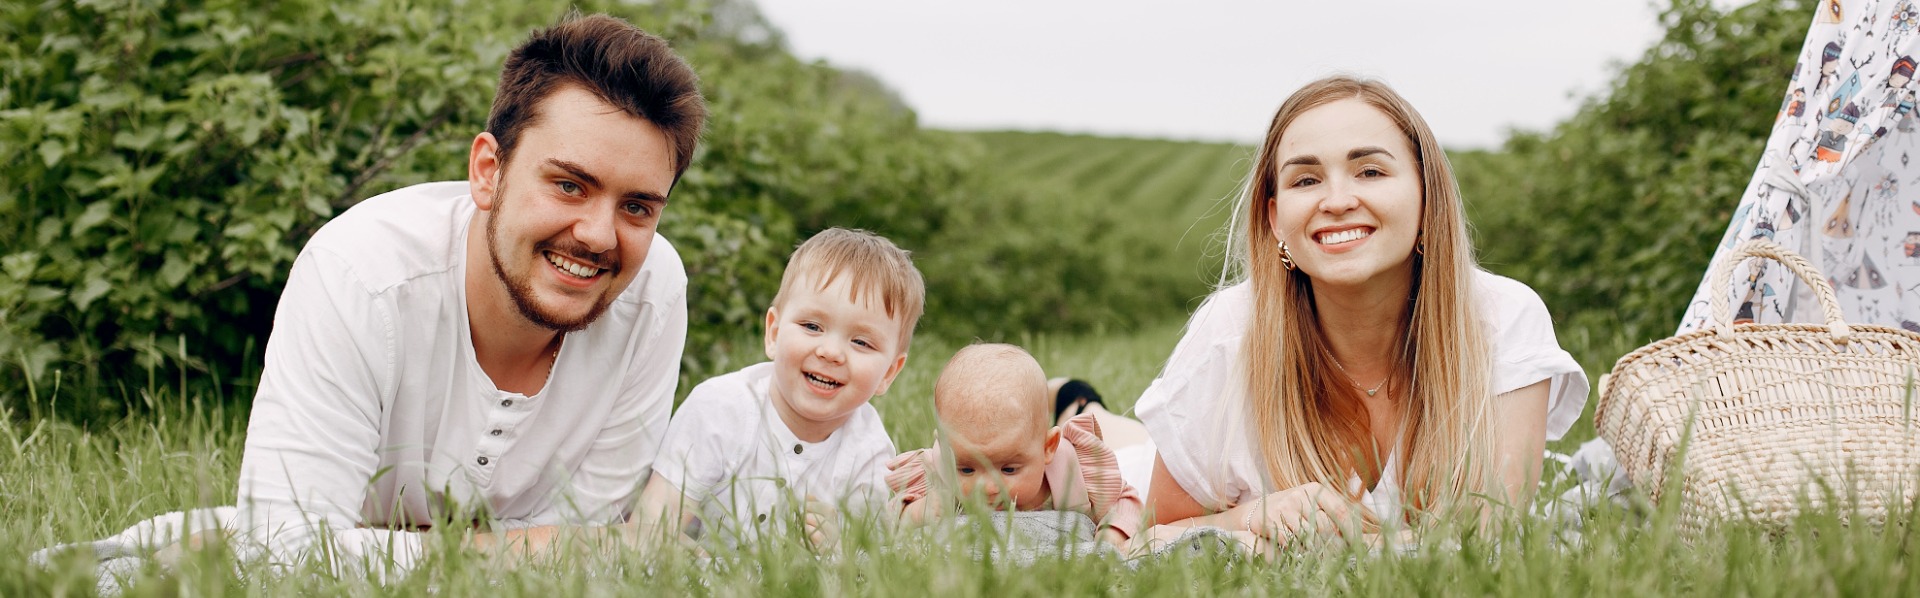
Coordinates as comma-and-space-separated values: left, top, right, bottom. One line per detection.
1314, 226, 1374, 248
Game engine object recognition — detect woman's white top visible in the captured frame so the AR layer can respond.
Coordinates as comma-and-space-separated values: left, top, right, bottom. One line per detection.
1135, 271, 1589, 519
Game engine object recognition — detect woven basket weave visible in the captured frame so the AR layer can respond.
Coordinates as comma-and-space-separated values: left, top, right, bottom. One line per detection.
1596, 240, 1920, 533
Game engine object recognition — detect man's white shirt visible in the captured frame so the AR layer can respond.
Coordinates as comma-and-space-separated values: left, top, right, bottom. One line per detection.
236, 181, 687, 569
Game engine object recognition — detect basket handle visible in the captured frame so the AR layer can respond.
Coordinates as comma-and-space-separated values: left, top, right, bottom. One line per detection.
1707, 239, 1852, 342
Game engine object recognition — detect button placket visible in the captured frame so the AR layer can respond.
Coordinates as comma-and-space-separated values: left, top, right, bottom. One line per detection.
480, 391, 527, 474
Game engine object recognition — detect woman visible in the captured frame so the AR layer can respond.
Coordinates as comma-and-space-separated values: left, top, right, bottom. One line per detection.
1135, 76, 1588, 544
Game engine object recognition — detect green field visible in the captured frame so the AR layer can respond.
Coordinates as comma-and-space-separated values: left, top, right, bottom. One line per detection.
0, 133, 1763, 596
3, 132, 1905, 596
957, 131, 1251, 323
7, 133, 1876, 598
8, 322, 1918, 595
13, 0, 1918, 593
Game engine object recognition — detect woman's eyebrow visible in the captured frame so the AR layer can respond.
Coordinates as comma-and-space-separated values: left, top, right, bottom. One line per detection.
1283, 146, 1394, 167
1348, 146, 1394, 160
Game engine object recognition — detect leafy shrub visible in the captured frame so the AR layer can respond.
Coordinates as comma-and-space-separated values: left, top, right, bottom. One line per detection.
0, 0, 1119, 415
0, 0, 512, 411
1455, 0, 1816, 347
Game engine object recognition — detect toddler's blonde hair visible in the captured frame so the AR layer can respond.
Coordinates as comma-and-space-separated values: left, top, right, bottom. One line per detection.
773, 228, 926, 349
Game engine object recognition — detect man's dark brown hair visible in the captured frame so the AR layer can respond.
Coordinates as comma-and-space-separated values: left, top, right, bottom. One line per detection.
488, 13, 707, 182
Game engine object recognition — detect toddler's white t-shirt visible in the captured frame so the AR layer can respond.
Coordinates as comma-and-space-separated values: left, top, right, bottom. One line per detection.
653, 362, 895, 544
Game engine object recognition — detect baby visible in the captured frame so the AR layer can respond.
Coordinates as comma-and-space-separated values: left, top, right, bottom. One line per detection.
636, 228, 923, 549
887, 344, 1144, 550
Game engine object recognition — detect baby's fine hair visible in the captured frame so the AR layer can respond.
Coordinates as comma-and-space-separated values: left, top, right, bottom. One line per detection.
773, 228, 926, 347
934, 343, 1050, 436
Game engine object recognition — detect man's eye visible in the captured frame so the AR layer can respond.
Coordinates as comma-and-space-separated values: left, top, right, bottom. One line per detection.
622, 201, 650, 217
557, 180, 583, 195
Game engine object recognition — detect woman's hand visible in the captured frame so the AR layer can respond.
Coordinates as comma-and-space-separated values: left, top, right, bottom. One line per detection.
151, 530, 224, 569
1130, 524, 1257, 555
1243, 482, 1356, 544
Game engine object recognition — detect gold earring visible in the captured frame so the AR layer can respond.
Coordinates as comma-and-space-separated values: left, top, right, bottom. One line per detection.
1278, 240, 1296, 271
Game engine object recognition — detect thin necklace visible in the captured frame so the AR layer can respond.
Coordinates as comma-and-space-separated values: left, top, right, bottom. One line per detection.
1329, 356, 1389, 397
545, 336, 562, 378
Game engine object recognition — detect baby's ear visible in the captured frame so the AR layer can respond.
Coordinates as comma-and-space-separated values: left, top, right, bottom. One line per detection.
1043, 426, 1062, 461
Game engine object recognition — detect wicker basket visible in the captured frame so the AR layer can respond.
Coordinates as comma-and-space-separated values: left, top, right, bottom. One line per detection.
1596, 239, 1920, 533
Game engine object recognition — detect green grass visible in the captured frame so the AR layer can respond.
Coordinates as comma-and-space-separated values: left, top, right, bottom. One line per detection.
4, 132, 1915, 594
6, 323, 1920, 595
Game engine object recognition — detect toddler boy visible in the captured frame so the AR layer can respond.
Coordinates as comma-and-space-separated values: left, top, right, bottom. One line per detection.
635, 228, 922, 548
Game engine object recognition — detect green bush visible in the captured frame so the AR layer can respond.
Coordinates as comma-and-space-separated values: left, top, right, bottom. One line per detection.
1456, 0, 1816, 348
653, 10, 981, 375
8, 0, 1805, 417
0, 0, 1124, 416
0, 0, 515, 411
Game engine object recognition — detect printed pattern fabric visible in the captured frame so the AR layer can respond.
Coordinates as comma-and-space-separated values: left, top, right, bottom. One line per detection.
1679, 0, 1920, 333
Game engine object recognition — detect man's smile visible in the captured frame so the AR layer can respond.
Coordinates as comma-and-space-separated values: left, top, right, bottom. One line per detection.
545, 251, 606, 280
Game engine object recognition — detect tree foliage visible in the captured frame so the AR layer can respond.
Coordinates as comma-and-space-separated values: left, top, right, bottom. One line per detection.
1, 0, 518, 407
1455, 0, 1817, 347
3, 0, 1822, 414
0, 0, 1152, 414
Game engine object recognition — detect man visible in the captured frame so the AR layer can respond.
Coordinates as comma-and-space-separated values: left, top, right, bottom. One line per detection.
234, 13, 705, 569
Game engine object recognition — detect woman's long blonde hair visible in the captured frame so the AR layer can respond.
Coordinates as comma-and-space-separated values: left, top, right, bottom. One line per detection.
1222, 76, 1496, 521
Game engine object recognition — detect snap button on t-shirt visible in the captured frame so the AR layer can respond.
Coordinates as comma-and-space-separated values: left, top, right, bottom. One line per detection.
500, 399, 513, 408
476, 456, 489, 466
793, 444, 804, 455
490, 429, 503, 436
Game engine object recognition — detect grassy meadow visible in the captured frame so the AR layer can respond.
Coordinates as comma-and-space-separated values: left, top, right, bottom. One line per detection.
6, 321, 1920, 596
5, 131, 1918, 596
14, 0, 1918, 593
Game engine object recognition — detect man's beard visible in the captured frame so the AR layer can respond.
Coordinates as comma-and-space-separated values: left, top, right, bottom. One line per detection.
486, 182, 621, 333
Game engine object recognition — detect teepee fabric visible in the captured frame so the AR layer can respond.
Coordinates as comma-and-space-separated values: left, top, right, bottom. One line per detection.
1678, 0, 1920, 333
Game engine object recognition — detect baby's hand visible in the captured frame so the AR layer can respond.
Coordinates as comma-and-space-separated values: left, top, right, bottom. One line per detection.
801, 497, 840, 552
888, 449, 951, 525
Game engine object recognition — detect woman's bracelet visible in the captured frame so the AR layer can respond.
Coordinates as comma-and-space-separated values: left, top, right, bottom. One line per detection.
1242, 503, 1259, 534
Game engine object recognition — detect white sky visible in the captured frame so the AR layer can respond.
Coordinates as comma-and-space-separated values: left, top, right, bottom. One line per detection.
755, 1, 1676, 148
